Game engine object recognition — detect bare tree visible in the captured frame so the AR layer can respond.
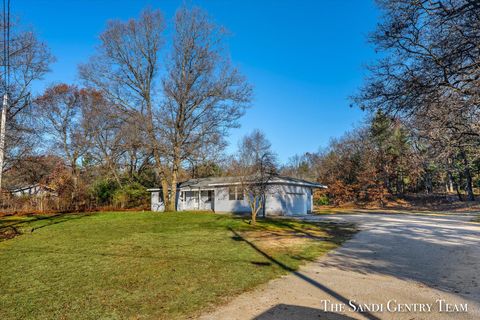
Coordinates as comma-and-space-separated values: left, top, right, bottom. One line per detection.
355, 0, 480, 121
282, 153, 316, 181
80, 88, 125, 186
35, 84, 88, 206
79, 9, 169, 201
233, 130, 277, 224
0, 17, 54, 189
81, 7, 251, 211
118, 117, 153, 182
4, 155, 63, 188
160, 7, 252, 210
354, 0, 480, 201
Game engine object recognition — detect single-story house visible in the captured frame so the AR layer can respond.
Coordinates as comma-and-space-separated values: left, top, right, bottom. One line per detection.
147, 176, 326, 216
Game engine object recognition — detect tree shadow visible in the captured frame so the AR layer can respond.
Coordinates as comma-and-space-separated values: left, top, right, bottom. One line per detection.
0, 212, 94, 240
228, 227, 381, 320
253, 304, 357, 320
263, 218, 356, 243
233, 219, 356, 252
302, 214, 480, 302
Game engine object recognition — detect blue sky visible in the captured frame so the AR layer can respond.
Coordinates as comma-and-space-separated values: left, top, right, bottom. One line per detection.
15, 0, 379, 163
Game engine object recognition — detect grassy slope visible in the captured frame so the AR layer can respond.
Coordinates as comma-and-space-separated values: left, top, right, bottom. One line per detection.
0, 212, 355, 320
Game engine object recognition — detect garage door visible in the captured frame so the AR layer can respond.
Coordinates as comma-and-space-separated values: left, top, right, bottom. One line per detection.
285, 193, 306, 215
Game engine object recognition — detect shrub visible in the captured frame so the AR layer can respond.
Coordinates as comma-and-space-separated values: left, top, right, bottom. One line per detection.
90, 179, 119, 205
314, 194, 330, 206
113, 182, 149, 209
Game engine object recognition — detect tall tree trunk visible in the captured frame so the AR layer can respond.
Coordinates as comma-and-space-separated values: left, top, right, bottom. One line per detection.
460, 150, 475, 201
396, 171, 404, 195
250, 196, 261, 225
447, 171, 454, 193
262, 195, 266, 218
161, 178, 169, 211
424, 172, 432, 194
107, 158, 122, 188
465, 171, 475, 201
168, 160, 179, 212
72, 167, 79, 211
145, 104, 171, 211
464, 167, 475, 201
453, 176, 463, 201
250, 202, 257, 225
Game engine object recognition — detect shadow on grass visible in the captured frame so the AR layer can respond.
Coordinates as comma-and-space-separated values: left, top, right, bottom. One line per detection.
229, 227, 380, 320
240, 218, 357, 245
0, 212, 94, 240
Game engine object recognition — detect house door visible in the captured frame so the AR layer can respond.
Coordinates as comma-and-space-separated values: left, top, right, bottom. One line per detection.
183, 191, 199, 210
200, 190, 214, 211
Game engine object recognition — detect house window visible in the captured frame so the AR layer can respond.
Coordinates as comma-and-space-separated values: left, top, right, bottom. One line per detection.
185, 191, 199, 201
229, 187, 236, 200
228, 187, 243, 201
237, 189, 244, 200
201, 190, 212, 202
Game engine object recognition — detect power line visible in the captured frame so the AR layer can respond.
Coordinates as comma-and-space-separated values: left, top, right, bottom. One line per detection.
2, 0, 9, 90
2, 0, 6, 92
6, 0, 9, 89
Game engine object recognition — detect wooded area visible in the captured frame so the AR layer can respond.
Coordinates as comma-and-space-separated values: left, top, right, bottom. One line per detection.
1, 1, 479, 213
285, 0, 480, 206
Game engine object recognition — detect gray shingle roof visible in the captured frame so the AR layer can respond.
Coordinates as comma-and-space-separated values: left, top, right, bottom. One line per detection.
178, 176, 240, 188
147, 175, 326, 191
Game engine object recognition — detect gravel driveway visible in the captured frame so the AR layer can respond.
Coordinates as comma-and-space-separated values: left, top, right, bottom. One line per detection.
199, 213, 480, 320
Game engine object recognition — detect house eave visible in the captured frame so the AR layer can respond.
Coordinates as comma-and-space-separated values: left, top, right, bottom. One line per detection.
147, 177, 328, 192
207, 180, 327, 189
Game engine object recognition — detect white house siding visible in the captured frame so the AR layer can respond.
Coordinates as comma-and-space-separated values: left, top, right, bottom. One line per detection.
213, 187, 251, 213
179, 190, 214, 211
183, 191, 199, 210
151, 191, 165, 212
264, 185, 312, 216
200, 191, 214, 210
151, 190, 211, 212
307, 190, 313, 213
214, 184, 312, 216
150, 184, 314, 216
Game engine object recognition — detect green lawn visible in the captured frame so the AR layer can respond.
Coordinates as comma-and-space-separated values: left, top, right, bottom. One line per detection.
0, 211, 355, 319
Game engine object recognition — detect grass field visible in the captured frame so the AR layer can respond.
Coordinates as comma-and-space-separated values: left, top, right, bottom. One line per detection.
0, 211, 355, 319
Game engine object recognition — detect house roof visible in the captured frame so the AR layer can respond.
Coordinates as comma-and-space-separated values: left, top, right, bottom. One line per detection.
9, 184, 56, 193
147, 175, 326, 191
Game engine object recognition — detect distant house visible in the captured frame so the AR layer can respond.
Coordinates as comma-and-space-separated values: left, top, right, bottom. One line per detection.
148, 176, 326, 216
9, 184, 57, 197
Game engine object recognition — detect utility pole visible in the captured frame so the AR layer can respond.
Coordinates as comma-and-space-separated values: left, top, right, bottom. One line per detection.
0, 0, 10, 192
0, 92, 6, 190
